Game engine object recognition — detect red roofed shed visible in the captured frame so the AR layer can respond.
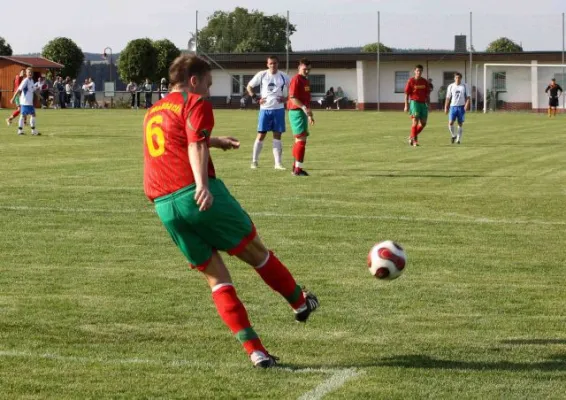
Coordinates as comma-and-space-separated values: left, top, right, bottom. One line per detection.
0, 56, 64, 109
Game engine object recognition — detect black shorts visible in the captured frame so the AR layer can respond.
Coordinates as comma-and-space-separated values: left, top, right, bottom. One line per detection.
549, 97, 559, 107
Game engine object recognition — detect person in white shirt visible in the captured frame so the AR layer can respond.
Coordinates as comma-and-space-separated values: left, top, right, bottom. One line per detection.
126, 80, 138, 109
246, 55, 290, 170
444, 72, 470, 144
10, 67, 40, 136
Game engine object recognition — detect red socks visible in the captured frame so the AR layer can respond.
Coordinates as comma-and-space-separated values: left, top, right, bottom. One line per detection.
11, 109, 20, 119
410, 125, 417, 139
292, 141, 306, 169
416, 125, 424, 134
212, 284, 266, 355
254, 251, 306, 310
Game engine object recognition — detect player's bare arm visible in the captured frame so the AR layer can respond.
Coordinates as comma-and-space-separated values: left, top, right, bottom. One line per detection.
464, 96, 471, 111
210, 136, 241, 151
290, 96, 315, 125
444, 95, 451, 114
188, 141, 213, 211
403, 94, 409, 112
10, 90, 22, 104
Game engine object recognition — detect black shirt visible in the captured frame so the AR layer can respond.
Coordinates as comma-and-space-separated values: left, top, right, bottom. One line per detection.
545, 84, 563, 98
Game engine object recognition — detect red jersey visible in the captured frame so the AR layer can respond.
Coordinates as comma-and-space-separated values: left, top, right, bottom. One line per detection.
14, 75, 24, 92
143, 92, 216, 202
287, 74, 311, 109
405, 77, 430, 103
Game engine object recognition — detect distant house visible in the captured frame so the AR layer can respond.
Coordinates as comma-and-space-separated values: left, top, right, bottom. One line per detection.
0, 56, 63, 109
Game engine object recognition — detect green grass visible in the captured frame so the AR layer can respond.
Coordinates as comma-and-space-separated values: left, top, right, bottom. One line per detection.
0, 109, 565, 399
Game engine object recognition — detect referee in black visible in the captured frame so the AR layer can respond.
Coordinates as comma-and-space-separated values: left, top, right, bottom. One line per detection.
545, 78, 563, 117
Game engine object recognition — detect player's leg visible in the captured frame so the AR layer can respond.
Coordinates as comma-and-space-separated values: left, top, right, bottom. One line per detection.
154, 187, 274, 368
289, 110, 310, 175
272, 109, 286, 170
252, 110, 270, 168
409, 101, 418, 146
29, 109, 39, 136
415, 103, 428, 140
456, 109, 464, 144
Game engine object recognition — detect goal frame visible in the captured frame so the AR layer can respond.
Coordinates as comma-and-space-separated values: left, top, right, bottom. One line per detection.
483, 63, 566, 113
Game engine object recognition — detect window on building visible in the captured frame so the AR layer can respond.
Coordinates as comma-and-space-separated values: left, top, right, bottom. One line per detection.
492, 71, 506, 91
554, 73, 566, 88
243, 74, 255, 90
308, 75, 326, 94
231, 75, 241, 94
395, 71, 409, 93
443, 71, 458, 87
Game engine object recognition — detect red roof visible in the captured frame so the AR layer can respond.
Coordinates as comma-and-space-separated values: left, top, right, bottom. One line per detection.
0, 56, 64, 68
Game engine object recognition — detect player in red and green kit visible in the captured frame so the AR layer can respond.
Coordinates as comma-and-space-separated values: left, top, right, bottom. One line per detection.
288, 58, 315, 176
5, 69, 26, 126
404, 64, 430, 147
143, 55, 319, 369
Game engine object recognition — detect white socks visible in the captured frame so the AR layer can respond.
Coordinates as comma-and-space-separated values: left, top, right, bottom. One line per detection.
272, 139, 282, 166
457, 126, 463, 142
18, 115, 24, 130
449, 124, 456, 138
252, 139, 264, 163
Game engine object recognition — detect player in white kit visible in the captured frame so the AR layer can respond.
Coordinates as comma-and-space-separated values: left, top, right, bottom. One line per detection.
444, 72, 470, 144
247, 55, 290, 170
10, 67, 40, 136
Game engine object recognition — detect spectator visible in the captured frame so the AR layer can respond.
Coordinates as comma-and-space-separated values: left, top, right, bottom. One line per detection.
143, 78, 153, 108
325, 87, 335, 110
335, 86, 347, 110
65, 77, 72, 108
126, 80, 138, 109
72, 79, 81, 108
158, 78, 168, 100
438, 85, 447, 111
37, 76, 49, 109
81, 79, 90, 108
428, 78, 434, 92
240, 93, 249, 110
53, 76, 65, 109
87, 78, 98, 108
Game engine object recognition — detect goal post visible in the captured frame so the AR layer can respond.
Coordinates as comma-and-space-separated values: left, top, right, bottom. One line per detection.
483, 63, 566, 113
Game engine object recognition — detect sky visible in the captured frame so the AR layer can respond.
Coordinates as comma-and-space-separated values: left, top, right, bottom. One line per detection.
2, 0, 565, 55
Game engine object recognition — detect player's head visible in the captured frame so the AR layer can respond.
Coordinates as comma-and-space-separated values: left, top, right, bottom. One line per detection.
414, 64, 423, 78
25, 67, 33, 78
298, 58, 311, 77
19, 68, 25, 77
454, 72, 462, 84
551, 78, 556, 85
267, 55, 279, 73
169, 54, 212, 96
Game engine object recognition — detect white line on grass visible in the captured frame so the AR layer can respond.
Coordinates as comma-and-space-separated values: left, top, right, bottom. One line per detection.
0, 205, 564, 226
0, 350, 363, 399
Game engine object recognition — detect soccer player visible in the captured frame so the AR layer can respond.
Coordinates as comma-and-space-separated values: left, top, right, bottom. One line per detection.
545, 78, 563, 117
143, 55, 319, 368
287, 58, 314, 176
404, 64, 430, 147
247, 55, 290, 170
444, 72, 470, 144
10, 67, 39, 136
5, 69, 26, 127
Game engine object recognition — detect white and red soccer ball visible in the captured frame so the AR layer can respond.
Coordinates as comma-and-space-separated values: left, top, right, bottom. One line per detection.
367, 240, 407, 280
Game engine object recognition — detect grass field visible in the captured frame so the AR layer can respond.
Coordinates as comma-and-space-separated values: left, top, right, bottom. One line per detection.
0, 109, 565, 399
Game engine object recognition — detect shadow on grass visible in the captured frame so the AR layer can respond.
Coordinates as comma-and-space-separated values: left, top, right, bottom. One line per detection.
501, 339, 566, 345
372, 354, 566, 372
308, 169, 515, 179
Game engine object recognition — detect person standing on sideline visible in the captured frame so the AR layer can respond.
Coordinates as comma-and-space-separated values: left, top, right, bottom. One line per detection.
10, 67, 40, 136
444, 72, 470, 144
126, 80, 138, 109
246, 55, 290, 170
143, 54, 319, 368
287, 58, 315, 176
159, 78, 168, 100
143, 78, 153, 108
545, 78, 563, 117
404, 64, 430, 147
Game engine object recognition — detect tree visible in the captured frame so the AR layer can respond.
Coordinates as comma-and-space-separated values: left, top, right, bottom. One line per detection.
486, 37, 523, 53
153, 39, 181, 81
198, 7, 295, 53
117, 38, 157, 83
0, 37, 13, 56
42, 37, 84, 77
361, 42, 393, 53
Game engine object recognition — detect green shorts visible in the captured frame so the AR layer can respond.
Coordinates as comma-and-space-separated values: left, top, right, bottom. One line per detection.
289, 109, 309, 136
154, 179, 256, 270
410, 100, 428, 120
14, 97, 20, 107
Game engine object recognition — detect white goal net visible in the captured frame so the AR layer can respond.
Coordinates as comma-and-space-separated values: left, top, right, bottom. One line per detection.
483, 63, 566, 113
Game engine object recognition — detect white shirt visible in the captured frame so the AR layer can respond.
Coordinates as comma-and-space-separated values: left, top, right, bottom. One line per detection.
247, 70, 290, 110
18, 78, 36, 106
446, 83, 470, 107
88, 82, 96, 92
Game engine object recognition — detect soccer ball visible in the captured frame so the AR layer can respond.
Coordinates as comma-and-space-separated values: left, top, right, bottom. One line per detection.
367, 240, 407, 280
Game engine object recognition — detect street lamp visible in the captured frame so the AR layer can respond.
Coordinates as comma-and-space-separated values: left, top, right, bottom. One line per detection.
103, 46, 113, 82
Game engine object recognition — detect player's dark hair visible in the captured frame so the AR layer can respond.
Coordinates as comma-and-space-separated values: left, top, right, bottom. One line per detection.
169, 55, 211, 87
551, 78, 556, 81
267, 55, 279, 62
299, 58, 311, 67
454, 72, 462, 78
415, 64, 424, 70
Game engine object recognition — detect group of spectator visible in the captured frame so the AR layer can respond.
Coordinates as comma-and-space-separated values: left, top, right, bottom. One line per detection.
126, 78, 169, 109
322, 86, 348, 110
36, 76, 98, 109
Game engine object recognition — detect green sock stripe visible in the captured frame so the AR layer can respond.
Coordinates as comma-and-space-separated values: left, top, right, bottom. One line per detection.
286, 285, 302, 304
235, 327, 258, 344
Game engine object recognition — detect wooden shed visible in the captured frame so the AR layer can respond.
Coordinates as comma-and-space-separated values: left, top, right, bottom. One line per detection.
0, 56, 64, 109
